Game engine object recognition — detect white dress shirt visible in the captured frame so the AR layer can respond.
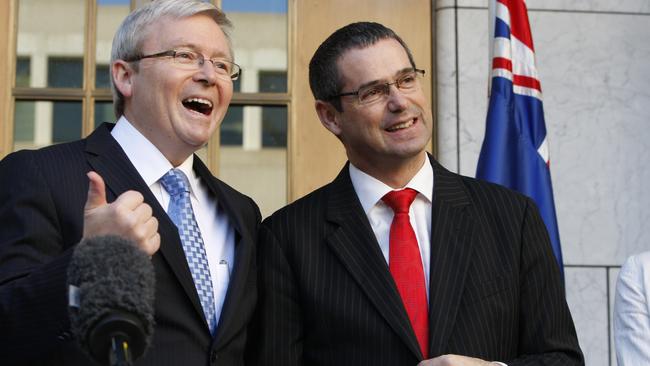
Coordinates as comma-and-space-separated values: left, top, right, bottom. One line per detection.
111, 117, 234, 327
349, 155, 433, 299
615, 250, 650, 366
349, 155, 508, 366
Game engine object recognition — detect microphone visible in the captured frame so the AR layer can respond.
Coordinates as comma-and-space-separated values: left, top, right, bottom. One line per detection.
67, 235, 155, 366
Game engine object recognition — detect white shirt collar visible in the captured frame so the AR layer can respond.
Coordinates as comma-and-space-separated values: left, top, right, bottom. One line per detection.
349, 154, 434, 215
110, 116, 200, 199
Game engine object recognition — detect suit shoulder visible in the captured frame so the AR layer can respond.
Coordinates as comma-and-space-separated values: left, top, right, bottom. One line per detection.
191, 155, 257, 210
2, 139, 85, 161
202, 176, 260, 226
1, 140, 87, 178
263, 182, 330, 225
212, 176, 252, 201
449, 172, 535, 220
432, 159, 531, 208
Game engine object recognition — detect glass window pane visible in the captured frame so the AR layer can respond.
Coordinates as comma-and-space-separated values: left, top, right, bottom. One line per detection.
262, 106, 287, 147
13, 101, 35, 143
96, 65, 111, 89
221, 106, 243, 146
17, 0, 86, 88
16, 57, 31, 87
95, 101, 116, 128
258, 71, 288, 147
259, 70, 287, 93
52, 102, 83, 142
96, 0, 130, 88
222, 0, 287, 93
48, 57, 83, 88
13, 101, 83, 152
219, 105, 287, 217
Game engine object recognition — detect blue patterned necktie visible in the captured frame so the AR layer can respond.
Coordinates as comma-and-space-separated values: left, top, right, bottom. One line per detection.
160, 169, 216, 335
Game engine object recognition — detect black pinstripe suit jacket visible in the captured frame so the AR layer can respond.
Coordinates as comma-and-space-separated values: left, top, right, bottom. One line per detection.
0, 123, 261, 366
253, 156, 583, 366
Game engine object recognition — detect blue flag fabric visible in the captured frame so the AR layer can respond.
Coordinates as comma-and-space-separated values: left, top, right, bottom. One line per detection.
476, 0, 564, 274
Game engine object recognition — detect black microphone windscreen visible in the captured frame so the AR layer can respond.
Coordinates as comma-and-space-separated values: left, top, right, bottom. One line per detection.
67, 235, 155, 362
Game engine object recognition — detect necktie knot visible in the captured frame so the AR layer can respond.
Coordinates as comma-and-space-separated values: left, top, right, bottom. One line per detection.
160, 169, 190, 197
382, 188, 418, 214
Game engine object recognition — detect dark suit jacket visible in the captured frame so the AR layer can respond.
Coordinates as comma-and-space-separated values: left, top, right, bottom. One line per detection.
253, 157, 583, 366
0, 123, 261, 366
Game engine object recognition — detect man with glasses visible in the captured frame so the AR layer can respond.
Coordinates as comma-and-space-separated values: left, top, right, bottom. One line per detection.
0, 1, 259, 365
253, 22, 583, 366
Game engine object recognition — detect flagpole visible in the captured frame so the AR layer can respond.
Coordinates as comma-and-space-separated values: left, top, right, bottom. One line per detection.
488, 0, 496, 96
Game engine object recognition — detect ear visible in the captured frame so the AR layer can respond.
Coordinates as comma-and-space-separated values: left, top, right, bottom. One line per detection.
315, 100, 343, 137
111, 60, 135, 98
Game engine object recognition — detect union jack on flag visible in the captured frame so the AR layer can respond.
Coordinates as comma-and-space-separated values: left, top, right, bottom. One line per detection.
476, 0, 564, 274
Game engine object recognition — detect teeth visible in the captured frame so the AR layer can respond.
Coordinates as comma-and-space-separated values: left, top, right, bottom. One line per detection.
183, 98, 213, 108
387, 119, 415, 132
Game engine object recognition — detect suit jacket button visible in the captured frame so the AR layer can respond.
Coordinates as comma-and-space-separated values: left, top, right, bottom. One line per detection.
210, 351, 218, 362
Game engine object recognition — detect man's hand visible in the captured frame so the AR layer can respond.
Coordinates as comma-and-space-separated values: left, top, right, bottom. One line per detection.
83, 171, 160, 256
418, 354, 498, 366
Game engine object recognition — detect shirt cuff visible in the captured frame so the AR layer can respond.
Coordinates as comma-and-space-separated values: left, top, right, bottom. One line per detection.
492, 362, 508, 366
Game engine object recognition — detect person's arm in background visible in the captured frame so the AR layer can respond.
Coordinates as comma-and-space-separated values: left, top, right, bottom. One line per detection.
614, 252, 650, 366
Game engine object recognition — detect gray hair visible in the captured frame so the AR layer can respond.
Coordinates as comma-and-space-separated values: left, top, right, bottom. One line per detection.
110, 0, 233, 118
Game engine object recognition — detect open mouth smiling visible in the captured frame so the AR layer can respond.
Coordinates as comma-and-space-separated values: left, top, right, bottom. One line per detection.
182, 97, 213, 116
386, 117, 417, 132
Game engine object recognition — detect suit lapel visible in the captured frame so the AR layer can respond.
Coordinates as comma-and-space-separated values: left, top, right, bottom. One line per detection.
191, 158, 253, 349
325, 165, 424, 359
427, 157, 476, 356
83, 124, 205, 325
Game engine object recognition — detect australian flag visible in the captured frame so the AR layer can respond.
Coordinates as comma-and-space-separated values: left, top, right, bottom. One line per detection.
476, 0, 564, 274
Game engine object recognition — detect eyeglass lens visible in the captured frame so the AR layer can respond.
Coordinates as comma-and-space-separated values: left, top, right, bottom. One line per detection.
358, 71, 420, 104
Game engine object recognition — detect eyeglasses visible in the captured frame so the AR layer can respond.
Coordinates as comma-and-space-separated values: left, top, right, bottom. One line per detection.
125, 49, 241, 81
327, 69, 425, 105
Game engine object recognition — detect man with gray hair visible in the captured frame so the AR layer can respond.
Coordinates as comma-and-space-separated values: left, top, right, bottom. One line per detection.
0, 1, 260, 365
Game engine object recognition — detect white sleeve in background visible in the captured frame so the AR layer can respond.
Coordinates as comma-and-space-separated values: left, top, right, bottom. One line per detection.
614, 251, 650, 366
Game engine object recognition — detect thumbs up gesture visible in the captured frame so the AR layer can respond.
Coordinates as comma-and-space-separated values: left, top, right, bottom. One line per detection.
83, 171, 160, 256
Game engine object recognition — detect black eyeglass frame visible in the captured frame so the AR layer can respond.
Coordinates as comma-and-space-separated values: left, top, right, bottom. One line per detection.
123, 49, 241, 81
325, 68, 426, 103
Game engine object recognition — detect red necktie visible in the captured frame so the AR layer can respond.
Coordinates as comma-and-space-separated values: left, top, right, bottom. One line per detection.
382, 188, 429, 359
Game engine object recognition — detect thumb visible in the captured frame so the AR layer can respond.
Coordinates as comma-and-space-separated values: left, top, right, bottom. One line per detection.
85, 171, 107, 210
